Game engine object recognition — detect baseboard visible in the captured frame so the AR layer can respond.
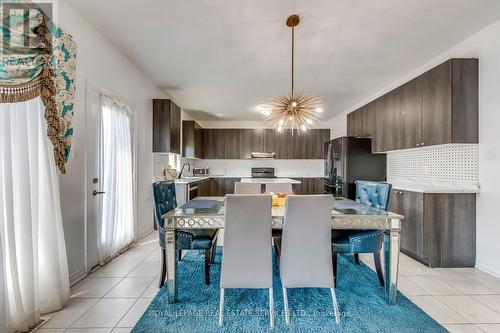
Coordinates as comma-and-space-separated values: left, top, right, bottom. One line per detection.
69, 267, 87, 286
136, 228, 154, 242
475, 262, 500, 279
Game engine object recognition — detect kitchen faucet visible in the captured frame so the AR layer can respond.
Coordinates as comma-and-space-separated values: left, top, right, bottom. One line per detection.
178, 162, 191, 179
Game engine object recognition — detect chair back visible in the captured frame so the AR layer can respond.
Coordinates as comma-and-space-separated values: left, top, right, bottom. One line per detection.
152, 181, 177, 248
234, 182, 261, 194
280, 195, 335, 288
265, 183, 293, 194
221, 194, 273, 288
355, 181, 392, 210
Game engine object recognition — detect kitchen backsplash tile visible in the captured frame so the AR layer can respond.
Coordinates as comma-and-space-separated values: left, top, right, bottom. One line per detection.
387, 144, 479, 183
193, 159, 324, 178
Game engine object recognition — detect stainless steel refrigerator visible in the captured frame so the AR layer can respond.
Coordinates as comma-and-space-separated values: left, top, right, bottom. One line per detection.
324, 137, 386, 199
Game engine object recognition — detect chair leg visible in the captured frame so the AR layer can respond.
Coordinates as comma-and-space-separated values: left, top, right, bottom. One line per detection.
374, 251, 385, 287
273, 237, 281, 266
159, 249, 167, 289
205, 249, 211, 285
283, 287, 290, 325
354, 253, 360, 264
178, 250, 182, 262
219, 288, 225, 326
210, 239, 217, 264
332, 252, 338, 288
269, 288, 275, 328
330, 288, 341, 324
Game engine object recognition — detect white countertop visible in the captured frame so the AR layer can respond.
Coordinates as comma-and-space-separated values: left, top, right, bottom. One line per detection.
173, 176, 303, 185
173, 176, 211, 185
240, 178, 302, 184
389, 180, 480, 193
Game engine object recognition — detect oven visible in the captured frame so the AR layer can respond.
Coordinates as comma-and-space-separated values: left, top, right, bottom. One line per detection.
188, 183, 198, 200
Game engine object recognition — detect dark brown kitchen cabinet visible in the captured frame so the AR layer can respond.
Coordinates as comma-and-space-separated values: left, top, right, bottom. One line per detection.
274, 131, 295, 159
348, 106, 373, 138
372, 91, 401, 153
421, 61, 452, 147
182, 120, 203, 158
153, 99, 181, 154
292, 178, 324, 194
399, 78, 423, 149
201, 129, 215, 159
346, 58, 478, 152
239, 129, 253, 159
421, 59, 478, 146
223, 129, 241, 159
389, 189, 475, 268
203, 178, 241, 196
202, 129, 330, 159
391, 190, 425, 259
197, 178, 212, 196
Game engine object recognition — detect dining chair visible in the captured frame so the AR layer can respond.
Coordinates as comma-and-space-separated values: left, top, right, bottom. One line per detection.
331, 181, 392, 287
280, 195, 340, 324
234, 182, 262, 194
152, 181, 218, 288
265, 183, 293, 194
219, 194, 274, 327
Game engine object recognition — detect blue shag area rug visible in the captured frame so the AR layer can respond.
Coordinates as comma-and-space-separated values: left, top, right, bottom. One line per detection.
132, 248, 446, 333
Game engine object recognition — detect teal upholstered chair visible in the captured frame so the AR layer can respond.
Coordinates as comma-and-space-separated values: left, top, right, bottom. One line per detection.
152, 181, 218, 288
332, 181, 392, 287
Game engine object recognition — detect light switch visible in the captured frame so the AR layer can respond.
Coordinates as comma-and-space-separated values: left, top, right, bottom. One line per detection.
485, 148, 497, 161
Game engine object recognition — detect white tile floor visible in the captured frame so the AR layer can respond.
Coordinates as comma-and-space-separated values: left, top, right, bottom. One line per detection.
38, 231, 500, 333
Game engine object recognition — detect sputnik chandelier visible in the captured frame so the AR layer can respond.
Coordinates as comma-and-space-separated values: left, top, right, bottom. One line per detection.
259, 15, 324, 133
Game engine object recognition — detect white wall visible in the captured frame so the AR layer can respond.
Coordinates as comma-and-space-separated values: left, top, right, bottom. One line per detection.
326, 19, 500, 275
58, 1, 167, 282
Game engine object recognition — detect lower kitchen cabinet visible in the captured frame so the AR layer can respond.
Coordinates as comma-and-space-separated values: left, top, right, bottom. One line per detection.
198, 178, 241, 196
197, 178, 212, 196
292, 178, 324, 195
389, 189, 476, 268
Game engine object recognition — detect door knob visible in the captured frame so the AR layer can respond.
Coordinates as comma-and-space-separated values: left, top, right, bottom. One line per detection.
93, 190, 106, 196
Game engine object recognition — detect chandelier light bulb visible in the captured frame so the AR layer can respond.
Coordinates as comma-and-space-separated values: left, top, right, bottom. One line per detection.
291, 101, 298, 107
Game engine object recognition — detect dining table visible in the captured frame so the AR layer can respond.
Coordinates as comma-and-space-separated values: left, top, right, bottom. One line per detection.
161, 196, 404, 305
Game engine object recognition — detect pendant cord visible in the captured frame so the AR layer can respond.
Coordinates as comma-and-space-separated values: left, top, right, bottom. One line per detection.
291, 25, 295, 97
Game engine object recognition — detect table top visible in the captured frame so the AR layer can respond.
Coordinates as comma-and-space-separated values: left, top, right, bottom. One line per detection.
163, 196, 404, 220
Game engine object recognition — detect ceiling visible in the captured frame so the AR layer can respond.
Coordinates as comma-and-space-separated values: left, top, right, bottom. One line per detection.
65, 0, 500, 121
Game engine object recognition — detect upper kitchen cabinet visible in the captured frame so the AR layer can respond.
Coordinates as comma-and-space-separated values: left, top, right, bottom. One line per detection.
346, 58, 478, 152
399, 77, 423, 149
201, 128, 330, 159
182, 120, 203, 158
153, 99, 181, 154
373, 92, 401, 153
295, 129, 330, 159
421, 58, 478, 146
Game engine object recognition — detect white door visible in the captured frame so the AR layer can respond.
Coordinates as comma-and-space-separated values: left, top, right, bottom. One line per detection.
87, 85, 135, 270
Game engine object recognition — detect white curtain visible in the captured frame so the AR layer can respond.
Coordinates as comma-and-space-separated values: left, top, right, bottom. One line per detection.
0, 97, 70, 332
97, 96, 134, 263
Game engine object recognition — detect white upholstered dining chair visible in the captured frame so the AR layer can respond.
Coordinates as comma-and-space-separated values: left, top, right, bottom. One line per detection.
265, 183, 293, 194
234, 182, 261, 194
280, 195, 340, 324
219, 194, 274, 327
